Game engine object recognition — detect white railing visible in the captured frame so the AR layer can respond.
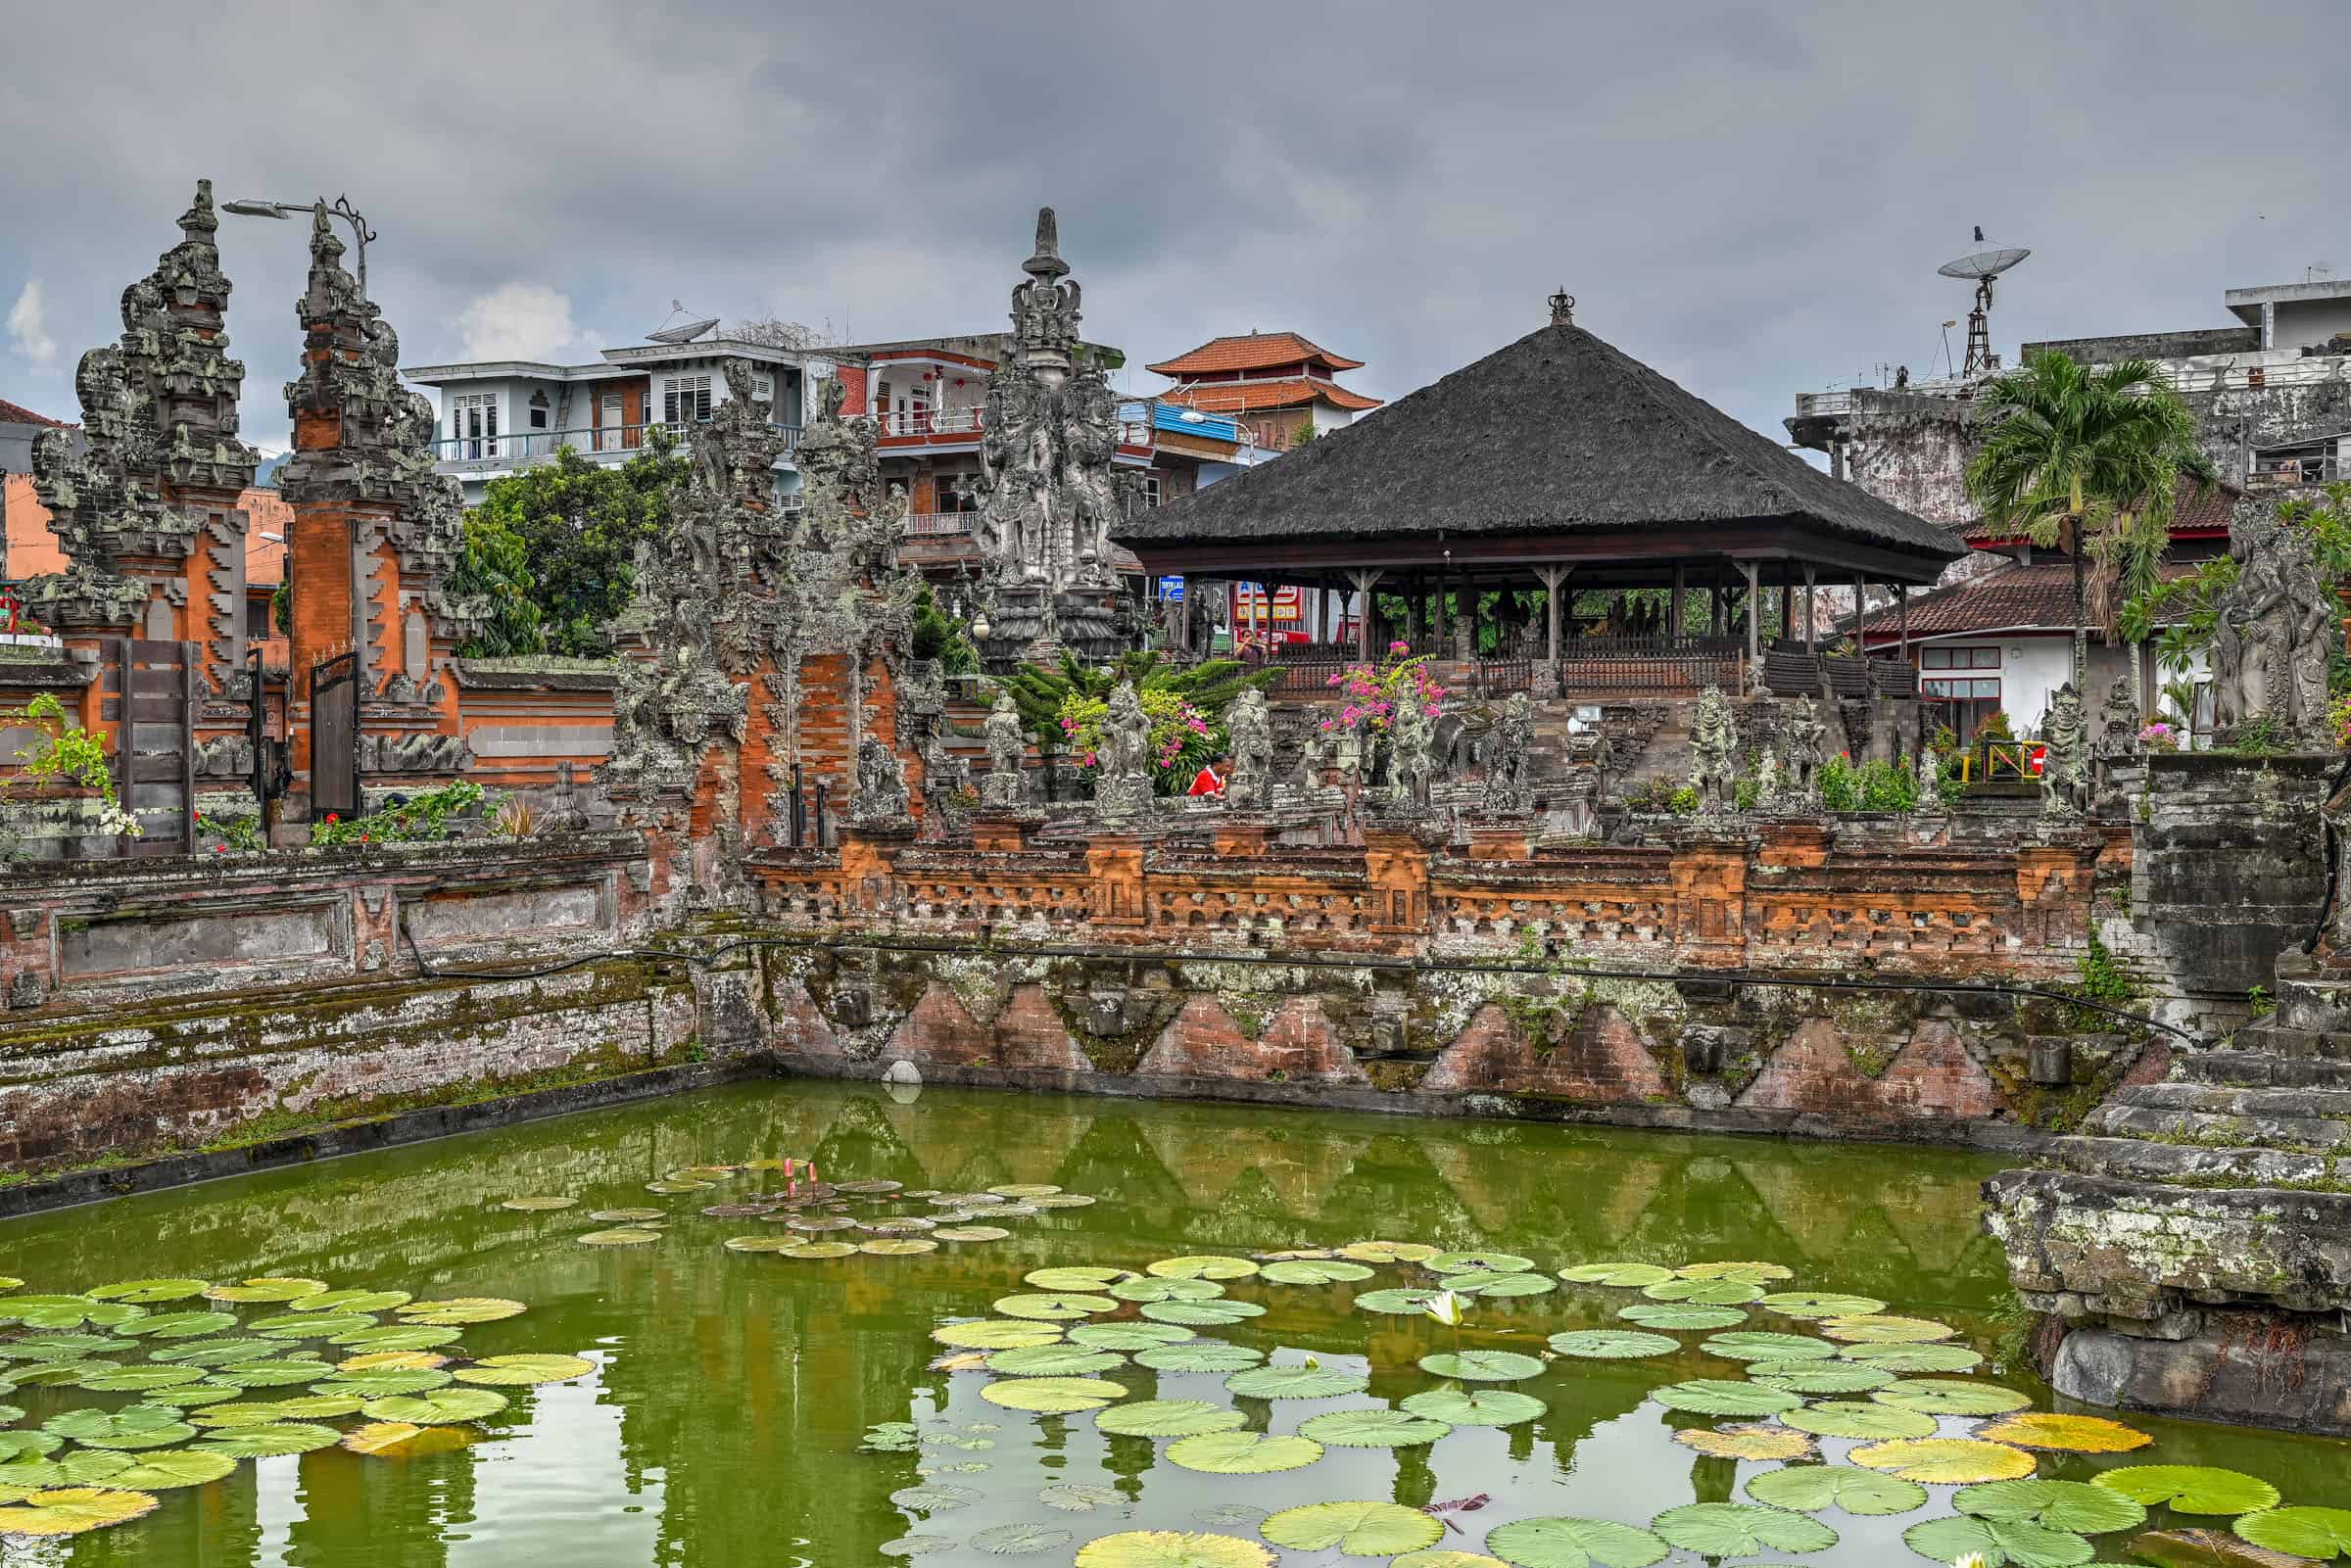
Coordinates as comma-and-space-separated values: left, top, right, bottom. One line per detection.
901, 513, 976, 536
432, 420, 801, 464
873, 405, 984, 439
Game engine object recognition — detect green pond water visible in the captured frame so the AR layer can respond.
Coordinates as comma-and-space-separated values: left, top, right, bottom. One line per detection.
2, 1079, 2349, 1567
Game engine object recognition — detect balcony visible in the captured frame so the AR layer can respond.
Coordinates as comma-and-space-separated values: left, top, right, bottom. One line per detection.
901, 512, 976, 537
430, 420, 802, 472
873, 405, 985, 446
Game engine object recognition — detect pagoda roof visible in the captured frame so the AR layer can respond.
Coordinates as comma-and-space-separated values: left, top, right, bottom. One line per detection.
1147, 331, 1365, 377
1161, 378, 1384, 414
1115, 321, 1965, 575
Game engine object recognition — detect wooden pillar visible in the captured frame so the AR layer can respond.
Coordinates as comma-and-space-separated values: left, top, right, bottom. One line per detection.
1710, 564, 1724, 636
1742, 560, 1761, 678
1534, 564, 1569, 698
1802, 564, 1817, 652
1670, 563, 1685, 641
1852, 572, 1867, 650
1897, 585, 1909, 660
1346, 568, 1384, 662
1778, 573, 1792, 641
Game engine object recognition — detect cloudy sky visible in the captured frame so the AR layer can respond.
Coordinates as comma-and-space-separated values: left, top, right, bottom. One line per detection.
4, 2, 2345, 456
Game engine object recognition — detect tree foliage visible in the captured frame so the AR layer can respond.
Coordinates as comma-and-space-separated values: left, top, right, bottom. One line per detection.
457, 432, 692, 658
445, 510, 544, 657
993, 652, 1277, 798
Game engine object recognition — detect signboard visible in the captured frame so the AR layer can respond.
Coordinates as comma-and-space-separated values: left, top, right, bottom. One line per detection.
1158, 576, 1185, 602
1229, 583, 1302, 623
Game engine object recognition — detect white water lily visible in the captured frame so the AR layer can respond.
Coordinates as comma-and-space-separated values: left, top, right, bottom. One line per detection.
1952, 1554, 1990, 1568
1422, 1289, 1465, 1328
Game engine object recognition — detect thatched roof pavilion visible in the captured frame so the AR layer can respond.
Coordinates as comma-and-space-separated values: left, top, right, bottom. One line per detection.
1116, 299, 1963, 694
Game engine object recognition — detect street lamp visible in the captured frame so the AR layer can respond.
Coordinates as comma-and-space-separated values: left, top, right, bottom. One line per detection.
222, 194, 378, 299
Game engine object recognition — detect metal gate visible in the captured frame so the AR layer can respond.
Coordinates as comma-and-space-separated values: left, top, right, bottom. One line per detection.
309, 650, 361, 821
112, 639, 195, 858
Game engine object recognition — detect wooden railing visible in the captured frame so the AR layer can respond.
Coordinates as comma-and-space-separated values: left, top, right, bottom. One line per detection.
1555, 635, 1743, 695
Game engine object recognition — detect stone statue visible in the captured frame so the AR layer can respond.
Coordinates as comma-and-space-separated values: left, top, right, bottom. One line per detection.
851, 736, 912, 829
1288, 725, 1329, 795
1482, 691, 1536, 817
982, 691, 1025, 808
1916, 746, 1944, 813
1387, 697, 1437, 811
1094, 679, 1154, 821
1225, 686, 1273, 809
2212, 500, 2334, 745
1754, 748, 1784, 812
2040, 681, 2091, 816
2097, 676, 2138, 759
1689, 686, 1739, 822
1779, 694, 1825, 809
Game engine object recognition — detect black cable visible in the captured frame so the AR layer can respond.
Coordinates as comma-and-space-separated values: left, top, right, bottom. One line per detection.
399, 921, 2209, 1049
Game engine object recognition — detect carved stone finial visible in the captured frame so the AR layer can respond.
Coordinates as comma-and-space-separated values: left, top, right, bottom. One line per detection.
1549, 287, 1575, 326
179, 178, 218, 240
1024, 207, 1069, 281
309, 202, 344, 267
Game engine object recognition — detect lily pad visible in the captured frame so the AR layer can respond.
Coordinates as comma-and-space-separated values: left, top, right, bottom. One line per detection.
578, 1227, 663, 1247
1818, 1313, 1956, 1344
0, 1432, 63, 1462
1750, 1361, 1897, 1395
1651, 1502, 1836, 1557
643, 1179, 713, 1194
1073, 1531, 1275, 1567
1548, 1329, 1679, 1360
112, 1311, 238, 1341
934, 1226, 1011, 1243
1040, 1483, 1127, 1512
1678, 1260, 1797, 1283
337, 1352, 451, 1372
1651, 1379, 1803, 1417
453, 1354, 596, 1386
1849, 1437, 2037, 1484
1110, 1276, 1225, 1304
1757, 1291, 1890, 1319
1133, 1342, 1263, 1373
43, 1405, 196, 1449
359, 1388, 508, 1425
985, 1183, 1060, 1198
2091, 1465, 2280, 1516
1141, 1301, 1263, 1326
293, 1290, 413, 1313
993, 1293, 1118, 1321
399, 1298, 526, 1326
2236, 1506, 2351, 1560
722, 1236, 802, 1254
1483, 1515, 1669, 1568
1873, 1378, 2033, 1416
891, 1483, 982, 1513
1746, 1464, 1928, 1516
1446, 1271, 1558, 1299
0, 1487, 160, 1537
500, 1195, 576, 1211
1976, 1412, 2152, 1453
587, 1209, 664, 1222
1418, 1350, 1545, 1381
1263, 1499, 1443, 1555
860, 1239, 939, 1257
5, 1333, 115, 1358
1297, 1408, 1454, 1448
328, 1326, 460, 1352
1336, 1241, 1439, 1264
979, 1377, 1128, 1413
1398, 1388, 1545, 1427
1094, 1400, 1246, 1438
1223, 1363, 1367, 1400
1427, 1250, 1536, 1274
1701, 1331, 1836, 1363
1146, 1257, 1260, 1281
931, 1325, 1062, 1354
341, 1421, 427, 1455
1672, 1424, 1816, 1461
1393, 1554, 1511, 1568
86, 1280, 210, 1305
1619, 1303, 1748, 1330
1069, 1322, 1192, 1351
1164, 1430, 1321, 1474
150, 1334, 284, 1364
1956, 1479, 2146, 1535
1902, 1514, 2093, 1568
984, 1344, 1125, 1377
1025, 1267, 1133, 1292
1558, 1262, 1677, 1289
777, 1241, 857, 1259
6, 1359, 114, 1386
75, 1365, 206, 1393
971, 1522, 1077, 1555
196, 1421, 344, 1458
1231, 1251, 1360, 1283
1838, 1342, 1983, 1373
203, 1278, 327, 1305
212, 1360, 333, 1388
1643, 1277, 1763, 1305
1782, 1401, 1940, 1440
1355, 1288, 1447, 1315
252, 1312, 377, 1339
3, 1298, 144, 1329
84, 1449, 237, 1490
313, 1367, 455, 1396
1025, 1193, 1096, 1210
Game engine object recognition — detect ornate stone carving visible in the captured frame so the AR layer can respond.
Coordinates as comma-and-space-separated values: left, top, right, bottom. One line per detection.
851, 736, 912, 830
983, 690, 1026, 808
1094, 679, 1154, 821
1385, 696, 1436, 811
1225, 686, 1273, 809
1690, 686, 1740, 822
2212, 499, 2333, 745
1778, 694, 1824, 810
2039, 680, 2091, 816
1481, 691, 1535, 817
360, 733, 475, 775
27, 180, 258, 634
1916, 744, 1944, 813
2097, 676, 2138, 758
1754, 748, 1784, 812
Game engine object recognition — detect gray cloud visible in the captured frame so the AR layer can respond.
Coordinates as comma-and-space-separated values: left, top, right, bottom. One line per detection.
2, 1, 2345, 456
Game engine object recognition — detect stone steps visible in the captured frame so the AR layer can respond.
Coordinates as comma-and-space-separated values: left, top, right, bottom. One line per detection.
2229, 1020, 2351, 1060
2087, 1103, 2351, 1153
2115, 1081, 2351, 1118
2042, 1132, 2351, 1189
2175, 1049, 2351, 1088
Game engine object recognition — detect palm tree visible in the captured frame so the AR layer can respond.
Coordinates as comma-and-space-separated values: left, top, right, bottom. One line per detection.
1965, 351, 2217, 710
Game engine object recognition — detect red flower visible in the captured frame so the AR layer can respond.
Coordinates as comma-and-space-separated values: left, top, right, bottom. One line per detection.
325, 813, 339, 824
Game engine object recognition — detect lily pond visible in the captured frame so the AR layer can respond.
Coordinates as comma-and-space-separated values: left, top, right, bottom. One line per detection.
2, 1082, 2349, 1567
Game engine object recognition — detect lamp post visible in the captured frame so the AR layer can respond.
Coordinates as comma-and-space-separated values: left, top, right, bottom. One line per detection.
222, 194, 377, 299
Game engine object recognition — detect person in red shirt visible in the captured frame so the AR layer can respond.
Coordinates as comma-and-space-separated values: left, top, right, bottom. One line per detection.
1187, 755, 1230, 798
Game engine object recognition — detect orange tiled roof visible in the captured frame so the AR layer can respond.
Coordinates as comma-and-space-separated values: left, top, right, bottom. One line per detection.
1963, 474, 2237, 545
1856, 557, 2206, 640
1161, 377, 1383, 413
1147, 332, 1364, 377
0, 399, 67, 428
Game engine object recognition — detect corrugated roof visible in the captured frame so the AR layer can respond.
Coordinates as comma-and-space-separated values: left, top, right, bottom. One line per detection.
1116, 321, 1966, 562
1147, 331, 1365, 377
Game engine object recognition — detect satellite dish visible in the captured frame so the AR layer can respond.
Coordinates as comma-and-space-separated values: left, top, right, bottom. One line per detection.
1938, 247, 2032, 281
648, 301, 721, 344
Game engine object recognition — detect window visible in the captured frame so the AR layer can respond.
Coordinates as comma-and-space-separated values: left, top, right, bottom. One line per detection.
247, 594, 273, 641
661, 375, 712, 427
1140, 473, 1163, 508
452, 393, 498, 459
1921, 646, 2000, 670
527, 390, 551, 430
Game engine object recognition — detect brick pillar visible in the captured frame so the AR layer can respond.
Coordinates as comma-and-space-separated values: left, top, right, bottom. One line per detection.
1364, 829, 1430, 933
284, 500, 356, 780
1087, 833, 1146, 927
1671, 838, 1750, 955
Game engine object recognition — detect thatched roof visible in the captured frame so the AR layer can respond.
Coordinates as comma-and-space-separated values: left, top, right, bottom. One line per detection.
1115, 321, 1965, 565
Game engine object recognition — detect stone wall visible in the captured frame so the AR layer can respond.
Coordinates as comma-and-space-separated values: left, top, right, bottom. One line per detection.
2132, 752, 2333, 1000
